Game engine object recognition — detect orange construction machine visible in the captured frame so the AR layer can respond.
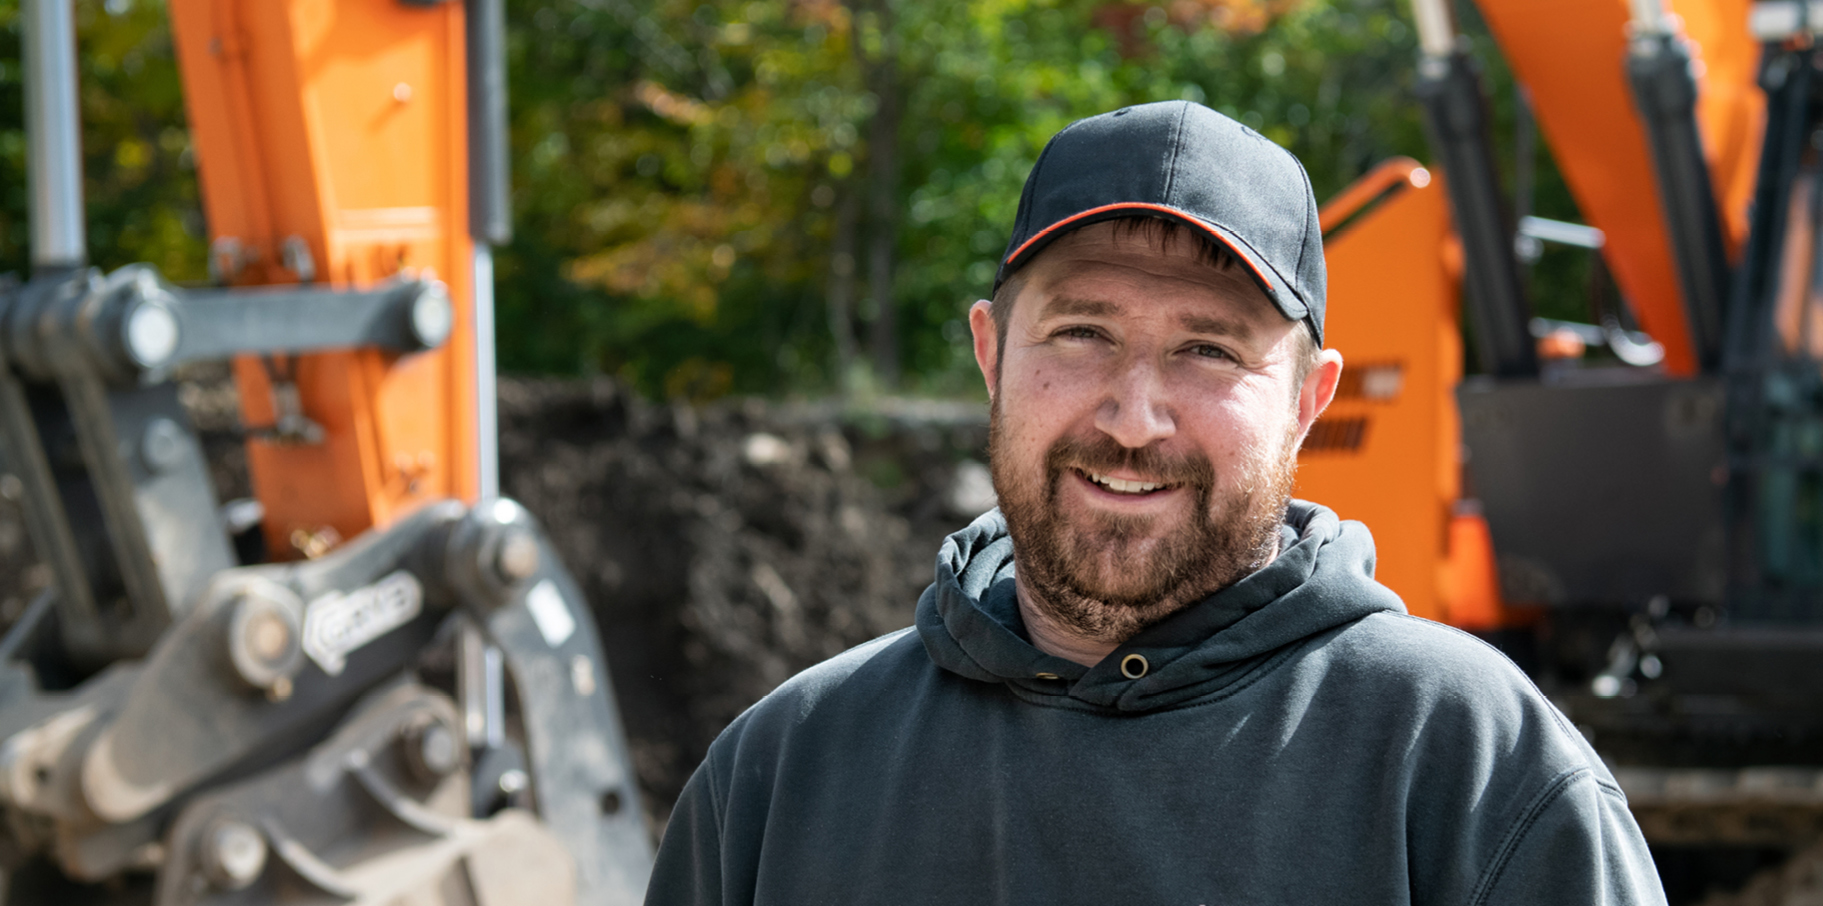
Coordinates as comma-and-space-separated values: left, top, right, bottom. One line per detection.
0, 0, 651, 901
1297, 0, 1823, 857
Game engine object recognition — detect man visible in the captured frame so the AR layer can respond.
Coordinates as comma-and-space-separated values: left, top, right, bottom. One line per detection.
646, 101, 1665, 905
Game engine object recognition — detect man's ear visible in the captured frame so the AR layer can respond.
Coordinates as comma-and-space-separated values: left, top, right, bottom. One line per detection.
969, 299, 998, 402
1294, 348, 1345, 442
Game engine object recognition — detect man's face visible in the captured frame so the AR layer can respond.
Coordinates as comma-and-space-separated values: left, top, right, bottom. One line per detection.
970, 221, 1336, 642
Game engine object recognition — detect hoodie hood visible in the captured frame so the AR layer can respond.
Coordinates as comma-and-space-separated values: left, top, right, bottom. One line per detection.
916, 500, 1404, 712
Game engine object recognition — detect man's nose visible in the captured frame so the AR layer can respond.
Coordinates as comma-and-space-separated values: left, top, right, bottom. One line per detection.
1094, 359, 1176, 448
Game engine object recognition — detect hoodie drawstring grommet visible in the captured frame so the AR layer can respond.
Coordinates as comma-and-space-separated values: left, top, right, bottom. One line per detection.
1120, 654, 1149, 680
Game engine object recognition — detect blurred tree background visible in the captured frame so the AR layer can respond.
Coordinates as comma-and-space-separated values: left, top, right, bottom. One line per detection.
0, 0, 1595, 399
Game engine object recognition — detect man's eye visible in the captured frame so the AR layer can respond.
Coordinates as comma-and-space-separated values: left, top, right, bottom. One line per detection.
1191, 344, 1234, 361
1057, 326, 1101, 340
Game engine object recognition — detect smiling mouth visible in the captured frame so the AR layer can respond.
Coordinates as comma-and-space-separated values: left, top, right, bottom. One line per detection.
1078, 469, 1175, 495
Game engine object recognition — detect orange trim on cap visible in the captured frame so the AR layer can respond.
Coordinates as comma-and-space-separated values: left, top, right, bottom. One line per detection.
1005, 202, 1277, 292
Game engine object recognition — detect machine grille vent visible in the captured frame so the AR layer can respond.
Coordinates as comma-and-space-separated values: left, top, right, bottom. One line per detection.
1301, 416, 1371, 453
1332, 361, 1405, 402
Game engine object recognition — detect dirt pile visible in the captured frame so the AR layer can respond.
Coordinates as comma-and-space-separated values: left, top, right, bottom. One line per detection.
0, 374, 993, 830
496, 379, 989, 822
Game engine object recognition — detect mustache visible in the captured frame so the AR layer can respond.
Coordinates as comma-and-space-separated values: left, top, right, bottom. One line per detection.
1043, 432, 1215, 491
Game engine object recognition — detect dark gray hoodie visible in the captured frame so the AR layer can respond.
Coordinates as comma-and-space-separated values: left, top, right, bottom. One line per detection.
647, 502, 1666, 905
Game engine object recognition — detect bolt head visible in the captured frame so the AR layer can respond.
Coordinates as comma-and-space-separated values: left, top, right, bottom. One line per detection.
245, 610, 290, 662
418, 723, 459, 777
408, 283, 454, 349
448, 500, 542, 604
201, 819, 266, 890
140, 418, 187, 473
123, 297, 180, 368
402, 717, 462, 781
226, 584, 304, 693
493, 529, 541, 584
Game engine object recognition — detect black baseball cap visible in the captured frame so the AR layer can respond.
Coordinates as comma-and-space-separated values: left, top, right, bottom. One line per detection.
995, 100, 1327, 345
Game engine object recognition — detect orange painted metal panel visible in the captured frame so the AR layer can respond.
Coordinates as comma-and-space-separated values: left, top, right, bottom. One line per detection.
1440, 511, 1503, 630
169, 0, 478, 558
1675, 0, 1764, 252
1474, 0, 1763, 377
1295, 160, 1485, 623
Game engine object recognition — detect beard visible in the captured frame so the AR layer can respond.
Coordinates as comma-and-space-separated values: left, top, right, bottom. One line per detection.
989, 400, 1300, 645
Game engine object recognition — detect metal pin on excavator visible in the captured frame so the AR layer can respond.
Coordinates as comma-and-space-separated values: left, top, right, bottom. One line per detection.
0, 0, 652, 900
1299, 0, 1823, 851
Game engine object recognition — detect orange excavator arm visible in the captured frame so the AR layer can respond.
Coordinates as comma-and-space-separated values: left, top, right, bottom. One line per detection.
1472, 0, 1763, 376
168, 0, 480, 557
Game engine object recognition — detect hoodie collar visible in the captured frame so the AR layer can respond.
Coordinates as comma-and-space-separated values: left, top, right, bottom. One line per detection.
916, 501, 1405, 712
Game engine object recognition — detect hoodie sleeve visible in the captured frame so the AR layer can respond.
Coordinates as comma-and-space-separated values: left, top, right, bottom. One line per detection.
1473, 770, 1667, 906
644, 755, 726, 906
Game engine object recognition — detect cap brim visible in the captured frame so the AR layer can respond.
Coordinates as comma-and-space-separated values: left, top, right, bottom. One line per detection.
996, 202, 1309, 324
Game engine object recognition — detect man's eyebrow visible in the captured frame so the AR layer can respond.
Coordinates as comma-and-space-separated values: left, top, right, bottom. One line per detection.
1037, 296, 1121, 319
1178, 313, 1256, 340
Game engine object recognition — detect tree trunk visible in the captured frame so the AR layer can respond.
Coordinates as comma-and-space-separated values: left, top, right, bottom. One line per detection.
826, 184, 860, 395
855, 0, 902, 390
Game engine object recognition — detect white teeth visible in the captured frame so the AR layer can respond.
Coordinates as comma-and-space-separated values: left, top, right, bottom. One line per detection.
1088, 472, 1165, 494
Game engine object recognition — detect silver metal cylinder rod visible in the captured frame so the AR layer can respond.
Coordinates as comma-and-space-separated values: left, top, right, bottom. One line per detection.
482, 642, 506, 750
472, 245, 500, 503
459, 622, 490, 748
22, 0, 86, 272
1410, 0, 1457, 59
466, 0, 509, 505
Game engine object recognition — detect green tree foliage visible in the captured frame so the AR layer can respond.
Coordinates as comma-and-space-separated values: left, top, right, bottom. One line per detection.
499, 0, 1453, 397
0, 0, 207, 281
0, 0, 1593, 397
